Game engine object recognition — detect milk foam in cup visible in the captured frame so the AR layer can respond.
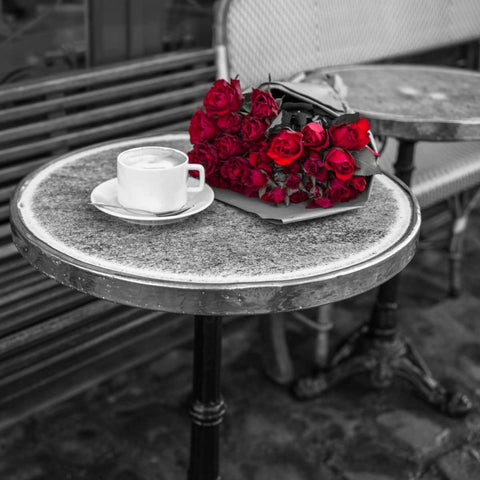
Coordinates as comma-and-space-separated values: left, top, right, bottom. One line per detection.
117, 146, 205, 214
130, 154, 176, 169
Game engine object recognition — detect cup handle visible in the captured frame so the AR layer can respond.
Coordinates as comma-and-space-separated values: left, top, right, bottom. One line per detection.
187, 164, 205, 192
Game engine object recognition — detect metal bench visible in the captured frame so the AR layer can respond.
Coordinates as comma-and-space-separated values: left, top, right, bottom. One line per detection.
0, 48, 216, 429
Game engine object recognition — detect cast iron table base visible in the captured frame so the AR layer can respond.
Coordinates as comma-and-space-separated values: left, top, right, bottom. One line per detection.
293, 298, 473, 417
295, 65, 480, 416
294, 178, 473, 418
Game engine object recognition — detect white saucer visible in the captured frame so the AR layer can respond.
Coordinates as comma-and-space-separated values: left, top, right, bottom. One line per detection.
90, 178, 214, 225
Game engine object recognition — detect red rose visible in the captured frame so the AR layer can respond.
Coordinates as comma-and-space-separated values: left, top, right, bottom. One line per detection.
328, 178, 352, 203
304, 156, 328, 182
188, 142, 219, 178
241, 116, 269, 143
289, 190, 308, 204
261, 187, 287, 204
308, 196, 334, 209
220, 156, 251, 184
267, 130, 304, 166
282, 161, 302, 175
285, 174, 301, 190
189, 109, 218, 144
217, 112, 243, 133
329, 118, 370, 150
249, 88, 279, 119
203, 79, 243, 117
230, 182, 260, 198
207, 172, 230, 189
324, 147, 358, 181
248, 149, 273, 173
302, 122, 329, 150
347, 176, 367, 192
304, 180, 314, 191
249, 139, 268, 152
214, 134, 245, 159
307, 183, 322, 199
305, 182, 332, 208
250, 169, 269, 188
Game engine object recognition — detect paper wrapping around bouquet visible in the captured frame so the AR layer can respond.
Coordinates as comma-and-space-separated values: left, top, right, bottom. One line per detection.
257, 80, 347, 117
213, 176, 373, 224
195, 78, 380, 224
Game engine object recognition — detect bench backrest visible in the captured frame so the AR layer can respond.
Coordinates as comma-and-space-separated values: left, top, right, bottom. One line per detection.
0, 48, 215, 244
215, 0, 480, 88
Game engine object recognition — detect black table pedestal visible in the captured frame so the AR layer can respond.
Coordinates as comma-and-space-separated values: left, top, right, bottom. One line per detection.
188, 315, 226, 480
293, 289, 473, 416
293, 140, 473, 417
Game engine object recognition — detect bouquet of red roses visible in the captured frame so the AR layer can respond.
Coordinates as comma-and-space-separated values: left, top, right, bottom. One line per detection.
188, 78, 379, 209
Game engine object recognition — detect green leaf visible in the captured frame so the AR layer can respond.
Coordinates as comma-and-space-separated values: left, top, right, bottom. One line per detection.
275, 171, 287, 183
311, 114, 325, 124
353, 148, 382, 176
239, 102, 251, 114
265, 111, 284, 135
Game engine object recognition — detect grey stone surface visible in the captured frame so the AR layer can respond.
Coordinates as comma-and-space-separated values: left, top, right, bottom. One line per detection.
436, 447, 480, 480
376, 410, 447, 453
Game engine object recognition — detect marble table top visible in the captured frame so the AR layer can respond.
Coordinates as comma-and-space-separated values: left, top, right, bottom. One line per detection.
11, 133, 420, 315
306, 64, 480, 141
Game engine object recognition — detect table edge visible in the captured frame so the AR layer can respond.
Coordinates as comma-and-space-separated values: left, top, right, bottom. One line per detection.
11, 166, 420, 315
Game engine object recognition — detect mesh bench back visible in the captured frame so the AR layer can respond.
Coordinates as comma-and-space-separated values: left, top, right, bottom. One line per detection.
215, 0, 480, 88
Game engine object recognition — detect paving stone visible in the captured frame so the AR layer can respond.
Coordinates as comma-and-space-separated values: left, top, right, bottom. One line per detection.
110, 469, 142, 480
376, 410, 448, 453
253, 463, 309, 480
457, 344, 480, 383
415, 468, 443, 480
1, 465, 47, 480
242, 412, 298, 445
343, 472, 399, 480
436, 446, 480, 480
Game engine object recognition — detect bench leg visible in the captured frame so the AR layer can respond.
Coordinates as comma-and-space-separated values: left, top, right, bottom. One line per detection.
449, 206, 467, 298
259, 305, 335, 385
259, 313, 295, 384
313, 304, 334, 369
188, 315, 226, 480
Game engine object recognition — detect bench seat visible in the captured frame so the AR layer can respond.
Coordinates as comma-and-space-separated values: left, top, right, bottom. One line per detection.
380, 139, 480, 209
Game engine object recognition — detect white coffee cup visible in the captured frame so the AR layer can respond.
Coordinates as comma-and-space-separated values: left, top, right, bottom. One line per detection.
117, 146, 205, 213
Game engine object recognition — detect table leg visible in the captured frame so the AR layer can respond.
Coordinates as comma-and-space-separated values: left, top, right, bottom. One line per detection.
292, 140, 473, 417
188, 315, 226, 480
393, 139, 416, 185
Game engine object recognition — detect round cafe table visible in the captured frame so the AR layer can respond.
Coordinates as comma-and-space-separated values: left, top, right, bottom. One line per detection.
10, 133, 419, 480
308, 64, 480, 143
